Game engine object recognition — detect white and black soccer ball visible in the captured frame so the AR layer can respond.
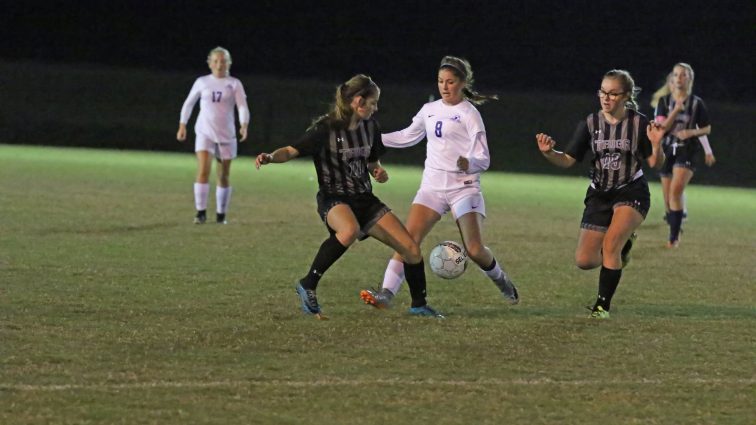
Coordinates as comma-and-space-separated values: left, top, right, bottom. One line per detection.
429, 240, 468, 279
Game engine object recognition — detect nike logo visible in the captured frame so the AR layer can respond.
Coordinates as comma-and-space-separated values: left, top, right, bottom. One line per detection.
427, 114, 434, 117
471, 205, 478, 209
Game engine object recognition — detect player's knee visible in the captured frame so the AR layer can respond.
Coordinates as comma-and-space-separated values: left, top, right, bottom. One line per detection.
399, 241, 423, 264
336, 227, 359, 246
575, 253, 599, 270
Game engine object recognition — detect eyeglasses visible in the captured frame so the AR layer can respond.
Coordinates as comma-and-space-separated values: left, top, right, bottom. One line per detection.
597, 89, 626, 100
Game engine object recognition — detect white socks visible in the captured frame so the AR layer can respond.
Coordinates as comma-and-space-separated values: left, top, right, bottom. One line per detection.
483, 259, 507, 282
194, 183, 209, 211
194, 184, 232, 215
381, 258, 405, 295
216, 186, 232, 214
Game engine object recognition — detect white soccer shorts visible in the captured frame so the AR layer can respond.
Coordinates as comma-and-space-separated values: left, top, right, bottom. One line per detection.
412, 186, 486, 220
195, 134, 237, 160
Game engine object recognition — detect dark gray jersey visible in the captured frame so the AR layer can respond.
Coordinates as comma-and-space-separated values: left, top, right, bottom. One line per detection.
566, 110, 653, 191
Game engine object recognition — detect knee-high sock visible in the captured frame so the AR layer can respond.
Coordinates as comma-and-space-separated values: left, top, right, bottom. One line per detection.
668, 209, 684, 242
194, 183, 209, 211
300, 234, 348, 291
595, 266, 622, 311
216, 186, 232, 214
404, 260, 428, 308
381, 258, 405, 295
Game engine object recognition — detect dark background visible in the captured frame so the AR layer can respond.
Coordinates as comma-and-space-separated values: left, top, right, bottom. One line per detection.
1, 0, 754, 185
3, 0, 754, 99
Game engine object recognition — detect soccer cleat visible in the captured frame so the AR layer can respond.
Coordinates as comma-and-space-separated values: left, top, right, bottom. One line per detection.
194, 210, 207, 224
216, 213, 227, 224
408, 305, 445, 319
296, 282, 327, 319
360, 287, 394, 309
494, 276, 520, 305
621, 232, 637, 269
666, 240, 680, 249
589, 305, 610, 319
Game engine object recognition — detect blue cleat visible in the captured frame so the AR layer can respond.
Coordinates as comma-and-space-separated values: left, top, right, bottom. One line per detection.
296, 282, 327, 320
408, 305, 445, 319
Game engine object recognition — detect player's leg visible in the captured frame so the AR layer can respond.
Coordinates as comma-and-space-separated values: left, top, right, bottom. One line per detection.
386, 204, 441, 290
456, 210, 519, 304
660, 175, 671, 223
214, 143, 236, 224
667, 166, 693, 247
193, 147, 213, 224
296, 204, 359, 318
589, 206, 644, 317
368, 212, 443, 317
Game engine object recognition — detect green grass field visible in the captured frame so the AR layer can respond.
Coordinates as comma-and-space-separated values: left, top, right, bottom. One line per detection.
1, 145, 754, 424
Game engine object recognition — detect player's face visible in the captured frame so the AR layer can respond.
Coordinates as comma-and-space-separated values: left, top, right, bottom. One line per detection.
354, 92, 380, 120
598, 78, 627, 114
438, 69, 465, 105
672, 66, 691, 92
208, 52, 230, 77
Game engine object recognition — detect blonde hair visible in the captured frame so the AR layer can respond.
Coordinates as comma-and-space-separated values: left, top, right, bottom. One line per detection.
650, 63, 695, 108
311, 74, 380, 130
207, 46, 232, 64
439, 56, 498, 105
604, 69, 640, 110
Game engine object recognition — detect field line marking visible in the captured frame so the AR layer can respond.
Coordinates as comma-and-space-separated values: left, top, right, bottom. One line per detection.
2, 377, 755, 392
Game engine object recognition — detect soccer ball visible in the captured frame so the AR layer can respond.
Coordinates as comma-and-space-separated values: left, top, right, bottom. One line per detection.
429, 241, 468, 279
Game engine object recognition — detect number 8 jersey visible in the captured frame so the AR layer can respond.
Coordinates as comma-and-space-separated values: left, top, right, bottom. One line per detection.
179, 74, 250, 144
566, 109, 653, 191
382, 99, 491, 191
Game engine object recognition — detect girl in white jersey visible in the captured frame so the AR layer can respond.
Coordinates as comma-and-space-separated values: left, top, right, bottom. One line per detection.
360, 56, 519, 309
177, 47, 250, 224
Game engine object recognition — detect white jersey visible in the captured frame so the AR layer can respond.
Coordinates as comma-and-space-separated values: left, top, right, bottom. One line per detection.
179, 74, 250, 144
382, 99, 490, 191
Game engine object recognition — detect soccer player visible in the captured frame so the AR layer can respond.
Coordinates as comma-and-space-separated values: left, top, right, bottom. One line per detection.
360, 56, 519, 310
652, 63, 714, 247
255, 74, 442, 319
535, 69, 665, 319
177, 46, 249, 224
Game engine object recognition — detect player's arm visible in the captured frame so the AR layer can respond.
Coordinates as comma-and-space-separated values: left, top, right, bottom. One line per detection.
645, 122, 666, 169
536, 133, 576, 168
368, 161, 388, 183
235, 81, 250, 142
255, 146, 299, 169
177, 80, 202, 141
382, 112, 426, 148
458, 131, 490, 173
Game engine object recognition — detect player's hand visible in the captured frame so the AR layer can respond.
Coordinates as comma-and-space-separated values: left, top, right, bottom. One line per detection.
176, 125, 187, 142
705, 153, 716, 167
239, 126, 248, 142
536, 133, 556, 153
456, 156, 469, 172
647, 123, 665, 146
255, 153, 273, 169
372, 166, 388, 183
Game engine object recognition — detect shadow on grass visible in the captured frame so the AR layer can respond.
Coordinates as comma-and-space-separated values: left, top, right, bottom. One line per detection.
37, 222, 181, 235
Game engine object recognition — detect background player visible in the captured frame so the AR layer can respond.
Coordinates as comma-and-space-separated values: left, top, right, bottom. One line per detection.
652, 63, 713, 246
177, 46, 249, 224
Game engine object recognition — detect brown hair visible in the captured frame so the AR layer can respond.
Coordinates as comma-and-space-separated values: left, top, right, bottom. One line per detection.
604, 69, 640, 110
439, 56, 498, 105
311, 74, 380, 130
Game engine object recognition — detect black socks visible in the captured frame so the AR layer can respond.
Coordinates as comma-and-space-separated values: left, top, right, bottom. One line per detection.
595, 266, 622, 311
404, 260, 428, 308
300, 234, 348, 290
668, 209, 684, 242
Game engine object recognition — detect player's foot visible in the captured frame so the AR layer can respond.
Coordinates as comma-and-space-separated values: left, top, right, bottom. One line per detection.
216, 213, 227, 224
296, 282, 327, 319
621, 232, 637, 269
666, 240, 680, 249
194, 210, 207, 224
589, 305, 610, 319
360, 287, 394, 309
494, 276, 520, 305
408, 305, 445, 319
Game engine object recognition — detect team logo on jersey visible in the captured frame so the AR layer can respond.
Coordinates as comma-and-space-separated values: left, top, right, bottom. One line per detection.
451, 115, 461, 122
225, 84, 233, 90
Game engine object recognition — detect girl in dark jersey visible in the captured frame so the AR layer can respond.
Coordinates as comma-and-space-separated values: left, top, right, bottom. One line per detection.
255, 74, 442, 319
653, 63, 713, 248
535, 70, 665, 319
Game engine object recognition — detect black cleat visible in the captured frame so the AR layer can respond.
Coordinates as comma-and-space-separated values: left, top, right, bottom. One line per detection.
194, 210, 207, 224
